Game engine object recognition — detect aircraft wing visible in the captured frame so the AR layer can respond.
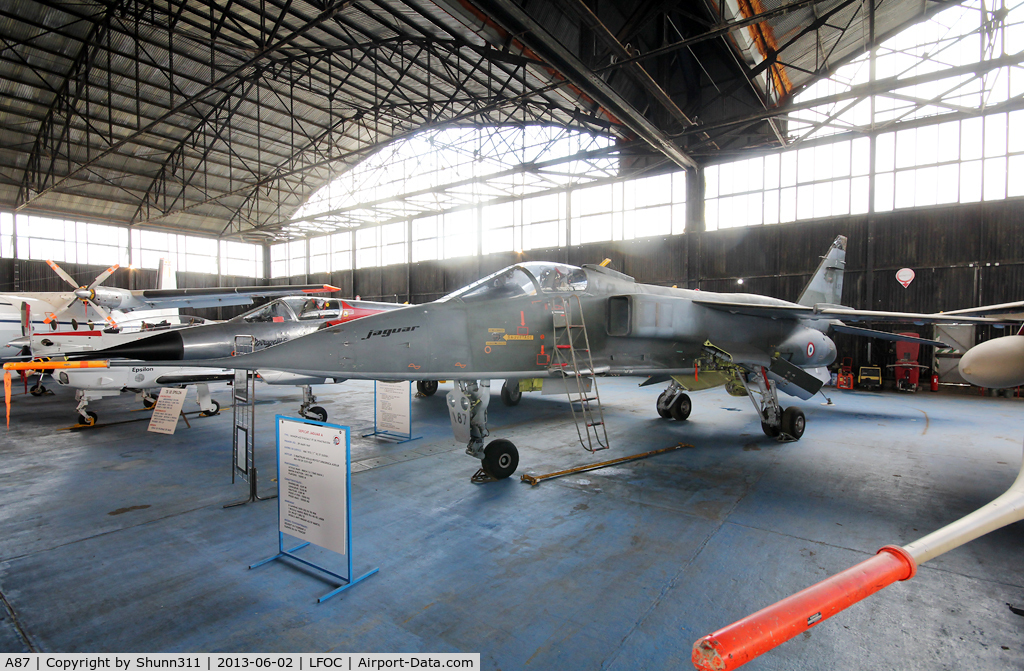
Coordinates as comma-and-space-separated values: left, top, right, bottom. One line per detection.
125, 284, 339, 310
693, 299, 1016, 324
939, 300, 1024, 320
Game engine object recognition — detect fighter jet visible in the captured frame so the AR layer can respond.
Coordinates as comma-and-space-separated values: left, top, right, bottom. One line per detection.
0, 258, 340, 357
101, 236, 1014, 479
50, 296, 405, 425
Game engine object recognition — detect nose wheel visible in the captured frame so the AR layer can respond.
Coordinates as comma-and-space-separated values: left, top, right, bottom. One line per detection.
482, 439, 519, 479
298, 385, 327, 422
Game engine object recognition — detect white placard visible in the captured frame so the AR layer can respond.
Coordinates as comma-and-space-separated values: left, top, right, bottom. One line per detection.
147, 387, 188, 434
278, 418, 348, 555
375, 381, 411, 436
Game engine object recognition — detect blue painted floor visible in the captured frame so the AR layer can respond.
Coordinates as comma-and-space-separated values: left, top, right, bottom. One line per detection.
0, 377, 1022, 669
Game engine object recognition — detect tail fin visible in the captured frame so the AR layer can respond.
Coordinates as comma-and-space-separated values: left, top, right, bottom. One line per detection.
157, 257, 177, 290
797, 236, 846, 307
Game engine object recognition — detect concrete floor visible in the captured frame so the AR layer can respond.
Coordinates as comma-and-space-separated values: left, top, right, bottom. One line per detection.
0, 375, 1022, 669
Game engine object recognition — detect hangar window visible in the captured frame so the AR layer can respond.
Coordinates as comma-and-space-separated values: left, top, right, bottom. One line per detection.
220, 241, 260, 278
13, 215, 128, 267
291, 126, 617, 268
704, 0, 1024, 230
309, 232, 352, 275
271, 240, 306, 278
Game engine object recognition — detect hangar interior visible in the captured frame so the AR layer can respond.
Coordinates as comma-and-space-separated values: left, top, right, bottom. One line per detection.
0, 0, 1023, 667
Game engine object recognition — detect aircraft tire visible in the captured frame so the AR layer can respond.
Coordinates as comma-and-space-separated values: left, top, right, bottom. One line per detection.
670, 393, 692, 421
656, 391, 673, 418
761, 421, 781, 438
482, 439, 519, 479
307, 406, 328, 422
781, 407, 806, 440
30, 385, 46, 397
143, 398, 157, 410
79, 411, 97, 426
200, 400, 221, 417
416, 380, 439, 397
500, 380, 522, 406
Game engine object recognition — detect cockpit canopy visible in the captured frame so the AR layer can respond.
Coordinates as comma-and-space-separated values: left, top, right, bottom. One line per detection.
231, 297, 344, 323
442, 262, 588, 304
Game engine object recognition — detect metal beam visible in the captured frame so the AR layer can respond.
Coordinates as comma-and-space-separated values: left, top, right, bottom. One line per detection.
17, 0, 355, 210
471, 0, 697, 169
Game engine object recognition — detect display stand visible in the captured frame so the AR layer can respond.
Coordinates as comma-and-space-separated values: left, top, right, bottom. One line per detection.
250, 415, 378, 602
225, 335, 276, 508
361, 380, 421, 443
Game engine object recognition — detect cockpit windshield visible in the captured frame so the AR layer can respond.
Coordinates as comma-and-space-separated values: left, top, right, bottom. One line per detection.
233, 299, 298, 323
441, 262, 587, 303
289, 297, 342, 320
519, 262, 588, 293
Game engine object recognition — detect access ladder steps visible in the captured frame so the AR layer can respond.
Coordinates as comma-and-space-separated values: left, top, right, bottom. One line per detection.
549, 295, 609, 452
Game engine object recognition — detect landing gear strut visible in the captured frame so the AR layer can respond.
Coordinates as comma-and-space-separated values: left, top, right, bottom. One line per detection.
195, 383, 220, 417
657, 382, 691, 421
298, 385, 327, 422
447, 380, 519, 480
74, 390, 99, 426
740, 368, 805, 441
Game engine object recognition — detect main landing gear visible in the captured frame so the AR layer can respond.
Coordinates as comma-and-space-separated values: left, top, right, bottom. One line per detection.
500, 379, 522, 406
740, 369, 805, 441
447, 380, 519, 481
656, 382, 692, 421
416, 380, 439, 397
298, 385, 328, 422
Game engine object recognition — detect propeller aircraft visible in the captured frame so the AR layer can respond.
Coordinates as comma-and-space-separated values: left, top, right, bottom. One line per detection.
0, 258, 341, 358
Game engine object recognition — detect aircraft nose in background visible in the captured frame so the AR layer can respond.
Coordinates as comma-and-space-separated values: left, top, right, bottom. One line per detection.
958, 335, 1024, 388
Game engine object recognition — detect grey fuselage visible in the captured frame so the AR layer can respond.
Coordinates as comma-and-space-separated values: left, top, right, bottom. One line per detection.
89, 298, 406, 362
167, 264, 837, 380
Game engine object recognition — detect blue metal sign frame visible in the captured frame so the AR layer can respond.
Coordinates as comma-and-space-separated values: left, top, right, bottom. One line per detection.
249, 415, 378, 602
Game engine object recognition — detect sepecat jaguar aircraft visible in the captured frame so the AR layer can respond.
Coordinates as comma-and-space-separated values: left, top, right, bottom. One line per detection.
83, 235, 1016, 479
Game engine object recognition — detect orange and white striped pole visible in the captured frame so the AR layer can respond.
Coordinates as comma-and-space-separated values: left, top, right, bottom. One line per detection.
2, 360, 110, 428
693, 445, 1024, 670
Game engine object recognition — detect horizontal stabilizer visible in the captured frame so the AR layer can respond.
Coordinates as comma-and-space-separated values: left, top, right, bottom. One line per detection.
694, 300, 1016, 324
831, 325, 948, 347
769, 357, 824, 400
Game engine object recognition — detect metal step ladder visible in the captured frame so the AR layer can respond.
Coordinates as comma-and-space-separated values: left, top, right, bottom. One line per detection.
550, 294, 609, 453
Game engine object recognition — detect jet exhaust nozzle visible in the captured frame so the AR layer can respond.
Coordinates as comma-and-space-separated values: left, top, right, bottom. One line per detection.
74, 330, 185, 361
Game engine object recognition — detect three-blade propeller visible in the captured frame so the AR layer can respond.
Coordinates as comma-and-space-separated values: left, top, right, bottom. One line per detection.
41, 260, 119, 329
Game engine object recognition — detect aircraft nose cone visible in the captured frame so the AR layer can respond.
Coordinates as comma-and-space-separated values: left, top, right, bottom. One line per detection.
959, 335, 1024, 388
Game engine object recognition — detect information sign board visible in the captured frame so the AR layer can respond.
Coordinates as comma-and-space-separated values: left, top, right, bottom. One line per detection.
147, 387, 188, 434
277, 417, 348, 556
375, 381, 411, 436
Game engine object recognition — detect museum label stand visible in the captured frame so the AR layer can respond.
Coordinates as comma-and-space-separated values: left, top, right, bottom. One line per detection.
361, 380, 421, 443
250, 415, 378, 602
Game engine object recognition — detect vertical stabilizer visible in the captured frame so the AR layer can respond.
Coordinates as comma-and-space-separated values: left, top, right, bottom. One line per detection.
157, 257, 177, 290
797, 236, 846, 307
153, 258, 179, 320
